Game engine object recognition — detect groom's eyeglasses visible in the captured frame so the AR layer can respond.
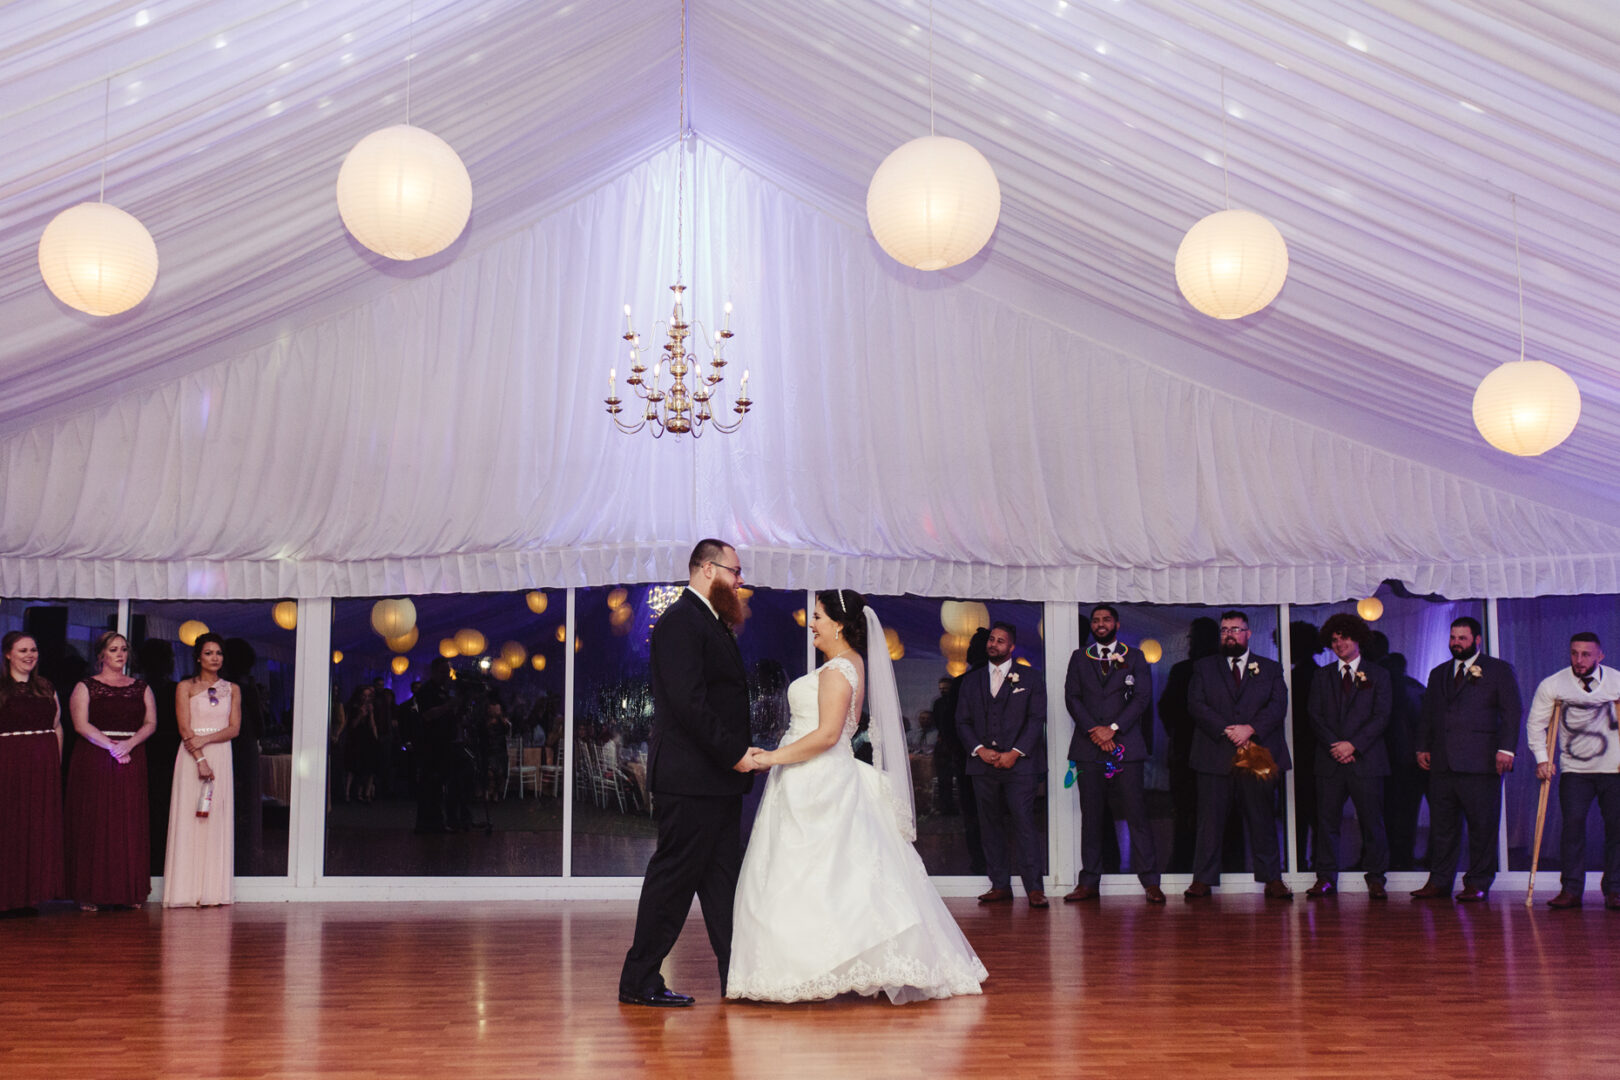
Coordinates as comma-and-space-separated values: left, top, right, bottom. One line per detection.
709, 561, 744, 582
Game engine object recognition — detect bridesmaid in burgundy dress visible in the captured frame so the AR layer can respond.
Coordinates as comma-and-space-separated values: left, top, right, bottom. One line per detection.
0, 631, 65, 915
65, 632, 158, 911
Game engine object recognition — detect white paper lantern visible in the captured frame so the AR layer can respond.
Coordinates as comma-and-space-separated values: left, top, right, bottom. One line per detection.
1472, 360, 1581, 456
386, 626, 420, 653
1139, 638, 1164, 664
454, 628, 487, 657
371, 598, 417, 639
38, 202, 159, 316
1175, 209, 1289, 319
178, 620, 210, 647
272, 601, 299, 631
866, 136, 1001, 271
390, 655, 410, 676
1356, 597, 1385, 623
336, 124, 472, 260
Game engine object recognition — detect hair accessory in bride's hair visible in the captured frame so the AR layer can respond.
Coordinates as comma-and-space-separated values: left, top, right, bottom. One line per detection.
837, 588, 850, 615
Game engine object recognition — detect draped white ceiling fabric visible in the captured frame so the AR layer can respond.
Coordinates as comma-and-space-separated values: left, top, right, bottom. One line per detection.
2, 1, 1619, 602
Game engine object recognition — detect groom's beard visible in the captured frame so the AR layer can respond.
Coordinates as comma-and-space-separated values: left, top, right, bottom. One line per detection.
710, 578, 749, 629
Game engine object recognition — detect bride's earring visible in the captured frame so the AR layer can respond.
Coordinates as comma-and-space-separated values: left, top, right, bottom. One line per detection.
835, 630, 841, 639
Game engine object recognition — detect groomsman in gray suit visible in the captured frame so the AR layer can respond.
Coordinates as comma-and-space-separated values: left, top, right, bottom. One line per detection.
1185, 610, 1294, 900
962, 622, 1049, 908
1413, 616, 1522, 902
1305, 613, 1392, 898
1062, 605, 1163, 903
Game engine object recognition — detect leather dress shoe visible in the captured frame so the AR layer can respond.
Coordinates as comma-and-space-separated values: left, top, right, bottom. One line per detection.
1607, 894, 1620, 911
978, 888, 1014, 904
1183, 881, 1212, 900
1410, 883, 1448, 899
1263, 880, 1294, 900
1305, 878, 1336, 898
1028, 890, 1049, 909
1546, 890, 1582, 909
1366, 879, 1388, 901
619, 988, 695, 1008
1144, 885, 1166, 904
1063, 884, 1099, 903
1454, 888, 1489, 903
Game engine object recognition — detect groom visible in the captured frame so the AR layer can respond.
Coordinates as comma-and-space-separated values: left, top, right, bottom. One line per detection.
619, 539, 764, 1007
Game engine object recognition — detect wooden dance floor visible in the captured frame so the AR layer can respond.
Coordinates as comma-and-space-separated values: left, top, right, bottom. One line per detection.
2, 893, 1615, 1079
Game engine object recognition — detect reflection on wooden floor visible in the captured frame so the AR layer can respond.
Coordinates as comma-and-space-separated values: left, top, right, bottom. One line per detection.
2, 895, 1615, 1078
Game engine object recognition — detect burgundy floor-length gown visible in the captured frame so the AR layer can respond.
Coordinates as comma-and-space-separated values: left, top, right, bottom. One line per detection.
0, 691, 65, 910
65, 679, 152, 907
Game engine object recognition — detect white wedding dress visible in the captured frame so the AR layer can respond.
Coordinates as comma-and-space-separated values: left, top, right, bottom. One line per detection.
726, 656, 989, 1004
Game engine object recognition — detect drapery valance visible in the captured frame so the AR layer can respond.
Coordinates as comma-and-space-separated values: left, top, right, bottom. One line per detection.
4, 144, 1619, 604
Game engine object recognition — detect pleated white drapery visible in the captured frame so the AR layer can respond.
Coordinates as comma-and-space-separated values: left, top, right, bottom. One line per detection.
3, 143, 1620, 604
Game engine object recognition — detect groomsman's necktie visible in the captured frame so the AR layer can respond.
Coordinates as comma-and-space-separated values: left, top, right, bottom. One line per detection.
1231, 658, 1242, 689
1580, 674, 1593, 693
1341, 664, 1353, 695
1453, 662, 1467, 688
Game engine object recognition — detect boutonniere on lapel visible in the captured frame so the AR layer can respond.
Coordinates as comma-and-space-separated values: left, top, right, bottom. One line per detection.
1109, 645, 1129, 670
1007, 672, 1021, 686
1123, 672, 1136, 701
1247, 661, 1260, 676
1354, 670, 1370, 687
1467, 664, 1483, 680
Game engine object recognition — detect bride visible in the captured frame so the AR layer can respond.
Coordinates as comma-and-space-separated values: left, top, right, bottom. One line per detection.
726, 589, 988, 1004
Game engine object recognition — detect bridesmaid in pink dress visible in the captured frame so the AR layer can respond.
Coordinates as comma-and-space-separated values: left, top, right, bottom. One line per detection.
163, 633, 240, 908
65, 632, 158, 910
0, 632, 65, 914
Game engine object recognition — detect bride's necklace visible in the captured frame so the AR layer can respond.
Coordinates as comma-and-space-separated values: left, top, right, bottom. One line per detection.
825, 647, 857, 662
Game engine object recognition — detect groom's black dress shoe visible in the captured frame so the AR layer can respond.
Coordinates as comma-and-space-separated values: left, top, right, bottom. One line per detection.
618, 988, 695, 1008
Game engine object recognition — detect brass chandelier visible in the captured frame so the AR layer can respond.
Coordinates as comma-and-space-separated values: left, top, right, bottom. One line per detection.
605, 0, 751, 438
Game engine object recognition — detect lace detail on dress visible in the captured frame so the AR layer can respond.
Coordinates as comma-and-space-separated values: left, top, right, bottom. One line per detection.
84, 678, 147, 700
727, 934, 989, 1005
820, 655, 861, 740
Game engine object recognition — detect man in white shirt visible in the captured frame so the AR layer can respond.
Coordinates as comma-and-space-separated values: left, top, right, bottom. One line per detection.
1527, 632, 1620, 911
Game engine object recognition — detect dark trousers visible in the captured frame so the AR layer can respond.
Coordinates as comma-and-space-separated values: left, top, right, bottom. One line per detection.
1425, 769, 1500, 892
620, 793, 742, 996
1312, 767, 1388, 883
973, 768, 1043, 894
1559, 772, 1620, 897
1193, 770, 1283, 885
1076, 760, 1159, 887
936, 759, 986, 873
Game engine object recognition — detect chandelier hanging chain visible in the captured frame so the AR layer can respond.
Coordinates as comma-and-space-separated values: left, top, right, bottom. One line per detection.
604, 0, 751, 439
677, 0, 686, 287
1513, 193, 1526, 362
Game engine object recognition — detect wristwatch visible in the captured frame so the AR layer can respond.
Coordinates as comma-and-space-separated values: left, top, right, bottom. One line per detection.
1109, 723, 1119, 732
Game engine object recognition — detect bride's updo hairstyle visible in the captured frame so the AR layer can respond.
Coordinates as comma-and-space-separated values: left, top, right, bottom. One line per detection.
817, 589, 868, 654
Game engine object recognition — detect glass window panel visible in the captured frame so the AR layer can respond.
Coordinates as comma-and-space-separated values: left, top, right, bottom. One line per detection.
323, 591, 563, 876
1293, 585, 1483, 878
570, 584, 809, 877
131, 599, 298, 878
1096, 603, 1280, 875
1496, 595, 1620, 873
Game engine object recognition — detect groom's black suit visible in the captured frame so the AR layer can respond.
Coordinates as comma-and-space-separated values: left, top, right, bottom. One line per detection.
620, 588, 753, 998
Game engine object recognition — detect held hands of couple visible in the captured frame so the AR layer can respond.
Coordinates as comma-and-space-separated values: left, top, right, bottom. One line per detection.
734, 747, 772, 772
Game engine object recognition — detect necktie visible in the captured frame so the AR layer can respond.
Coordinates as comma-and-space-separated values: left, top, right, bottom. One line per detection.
1231, 658, 1242, 689
1098, 649, 1112, 678
1453, 662, 1466, 687
1579, 674, 1593, 693
1341, 665, 1353, 695
991, 667, 1004, 697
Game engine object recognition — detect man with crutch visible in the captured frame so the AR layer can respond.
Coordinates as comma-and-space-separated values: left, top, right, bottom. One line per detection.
1527, 632, 1620, 911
